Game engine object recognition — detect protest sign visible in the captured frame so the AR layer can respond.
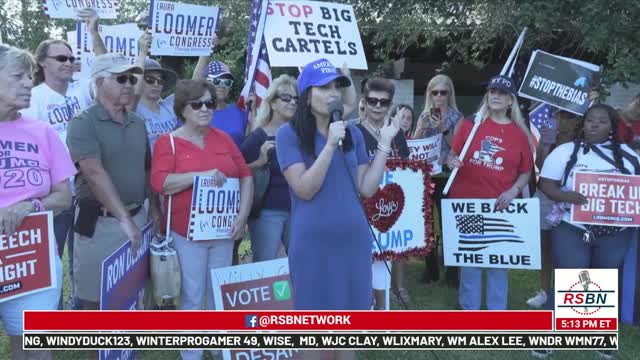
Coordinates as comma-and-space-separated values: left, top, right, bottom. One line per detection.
212, 258, 301, 360
442, 199, 541, 269
43, 0, 119, 19
77, 23, 141, 79
188, 177, 240, 241
148, 0, 221, 56
0, 212, 57, 303
519, 50, 600, 115
361, 159, 434, 261
407, 135, 442, 175
99, 222, 152, 360
571, 172, 640, 227
264, 0, 367, 69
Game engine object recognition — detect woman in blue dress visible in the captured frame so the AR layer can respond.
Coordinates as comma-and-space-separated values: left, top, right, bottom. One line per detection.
276, 58, 399, 320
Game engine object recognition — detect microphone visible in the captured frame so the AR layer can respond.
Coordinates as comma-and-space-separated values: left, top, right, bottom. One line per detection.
578, 270, 591, 313
328, 100, 345, 149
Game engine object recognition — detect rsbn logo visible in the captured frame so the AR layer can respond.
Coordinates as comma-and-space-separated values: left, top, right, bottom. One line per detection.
557, 270, 614, 315
245, 314, 258, 328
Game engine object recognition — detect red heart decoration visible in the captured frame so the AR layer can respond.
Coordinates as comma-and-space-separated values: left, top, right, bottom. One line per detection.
362, 183, 405, 233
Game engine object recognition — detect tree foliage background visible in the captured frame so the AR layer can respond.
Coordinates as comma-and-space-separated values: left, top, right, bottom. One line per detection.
2, 0, 639, 92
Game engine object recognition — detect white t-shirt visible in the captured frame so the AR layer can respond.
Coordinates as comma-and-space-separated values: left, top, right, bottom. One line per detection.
540, 141, 640, 227
21, 79, 93, 145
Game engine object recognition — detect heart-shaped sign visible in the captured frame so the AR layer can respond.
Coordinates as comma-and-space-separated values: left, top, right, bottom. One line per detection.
363, 183, 405, 233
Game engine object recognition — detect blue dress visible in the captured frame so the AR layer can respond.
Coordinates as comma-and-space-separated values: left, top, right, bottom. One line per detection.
276, 123, 373, 310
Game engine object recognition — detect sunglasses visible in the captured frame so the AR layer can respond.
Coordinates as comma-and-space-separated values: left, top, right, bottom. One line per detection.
144, 76, 165, 86
365, 97, 392, 108
207, 77, 233, 88
48, 55, 76, 63
277, 94, 298, 103
114, 74, 138, 85
431, 90, 448, 96
188, 100, 216, 110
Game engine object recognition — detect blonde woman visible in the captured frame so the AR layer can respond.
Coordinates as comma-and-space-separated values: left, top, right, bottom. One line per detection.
445, 75, 534, 310
240, 75, 297, 261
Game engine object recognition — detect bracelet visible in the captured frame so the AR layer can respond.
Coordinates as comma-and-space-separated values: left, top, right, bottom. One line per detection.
377, 143, 392, 155
31, 198, 44, 212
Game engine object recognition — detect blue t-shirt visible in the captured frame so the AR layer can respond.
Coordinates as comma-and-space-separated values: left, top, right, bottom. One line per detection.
136, 97, 178, 153
210, 104, 248, 147
240, 127, 290, 211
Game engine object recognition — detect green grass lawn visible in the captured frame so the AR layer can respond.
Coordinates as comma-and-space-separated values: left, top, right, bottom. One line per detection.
2, 241, 639, 360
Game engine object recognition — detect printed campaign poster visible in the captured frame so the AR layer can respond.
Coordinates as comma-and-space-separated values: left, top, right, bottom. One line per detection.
407, 135, 442, 175
519, 50, 600, 115
188, 176, 240, 241
362, 160, 433, 260
43, 0, 119, 19
148, 0, 221, 56
66, 30, 83, 81
0, 212, 57, 303
442, 199, 541, 270
571, 172, 640, 227
264, 0, 368, 69
212, 258, 302, 360
99, 222, 152, 360
77, 22, 141, 79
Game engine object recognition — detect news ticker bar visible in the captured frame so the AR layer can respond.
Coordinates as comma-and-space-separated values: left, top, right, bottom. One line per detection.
22, 332, 618, 350
24, 311, 554, 331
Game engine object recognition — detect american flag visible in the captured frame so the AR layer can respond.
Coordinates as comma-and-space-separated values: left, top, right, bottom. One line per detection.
455, 215, 523, 252
238, 0, 272, 111
529, 103, 555, 150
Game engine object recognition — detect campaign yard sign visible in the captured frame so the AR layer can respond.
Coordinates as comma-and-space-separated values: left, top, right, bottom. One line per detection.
148, 0, 221, 56
77, 22, 141, 79
407, 135, 442, 175
188, 177, 240, 241
43, 0, 119, 19
212, 259, 301, 360
571, 172, 640, 227
442, 199, 541, 269
0, 212, 57, 303
519, 50, 600, 115
99, 222, 152, 360
264, 0, 367, 69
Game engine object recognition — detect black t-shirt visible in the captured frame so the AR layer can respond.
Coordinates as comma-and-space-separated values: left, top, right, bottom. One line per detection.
356, 123, 410, 161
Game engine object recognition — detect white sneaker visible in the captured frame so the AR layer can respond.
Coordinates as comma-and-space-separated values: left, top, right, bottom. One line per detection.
531, 349, 552, 359
527, 289, 548, 308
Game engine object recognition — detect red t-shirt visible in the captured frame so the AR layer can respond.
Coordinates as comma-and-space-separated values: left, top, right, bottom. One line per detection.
151, 128, 251, 237
449, 118, 534, 199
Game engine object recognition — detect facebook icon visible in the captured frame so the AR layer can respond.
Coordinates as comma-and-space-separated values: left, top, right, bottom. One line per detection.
245, 314, 258, 328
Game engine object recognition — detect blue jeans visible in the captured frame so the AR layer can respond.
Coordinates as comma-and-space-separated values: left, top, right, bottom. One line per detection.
544, 221, 632, 309
248, 209, 290, 262
459, 267, 509, 310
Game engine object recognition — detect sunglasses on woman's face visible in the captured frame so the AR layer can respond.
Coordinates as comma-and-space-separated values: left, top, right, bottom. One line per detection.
187, 100, 216, 110
431, 90, 448, 96
48, 55, 76, 63
207, 77, 233, 88
277, 94, 298, 103
144, 76, 165, 86
365, 97, 392, 108
115, 74, 138, 86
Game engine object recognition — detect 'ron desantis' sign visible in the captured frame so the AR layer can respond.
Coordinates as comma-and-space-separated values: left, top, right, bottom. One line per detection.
77, 23, 142, 79
43, 0, 119, 19
188, 177, 240, 241
264, 0, 367, 69
571, 172, 640, 227
442, 199, 541, 270
0, 212, 57, 303
212, 259, 301, 360
148, 0, 221, 56
407, 135, 442, 175
519, 50, 600, 115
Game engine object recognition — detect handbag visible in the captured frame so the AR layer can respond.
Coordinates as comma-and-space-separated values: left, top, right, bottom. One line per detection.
250, 136, 273, 218
150, 133, 181, 303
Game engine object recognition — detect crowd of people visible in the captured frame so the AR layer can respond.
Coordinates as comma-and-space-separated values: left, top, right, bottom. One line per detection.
1, 8, 639, 360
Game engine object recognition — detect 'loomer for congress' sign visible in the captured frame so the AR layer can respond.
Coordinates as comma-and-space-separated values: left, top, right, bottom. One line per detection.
264, 0, 367, 69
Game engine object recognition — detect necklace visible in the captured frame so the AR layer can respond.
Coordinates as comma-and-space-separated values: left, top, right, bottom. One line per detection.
365, 120, 382, 137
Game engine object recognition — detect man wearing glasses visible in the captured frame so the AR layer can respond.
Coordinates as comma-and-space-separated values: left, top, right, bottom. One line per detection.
21, 7, 107, 310
66, 53, 158, 311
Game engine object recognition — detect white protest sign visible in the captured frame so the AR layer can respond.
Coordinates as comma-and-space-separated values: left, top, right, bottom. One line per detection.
43, 0, 119, 19
77, 23, 141, 79
148, 0, 220, 57
442, 198, 541, 270
188, 177, 240, 241
407, 135, 442, 175
264, 0, 367, 69
67, 30, 83, 81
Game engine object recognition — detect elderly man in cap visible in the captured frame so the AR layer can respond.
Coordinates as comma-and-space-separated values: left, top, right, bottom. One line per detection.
66, 53, 159, 310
